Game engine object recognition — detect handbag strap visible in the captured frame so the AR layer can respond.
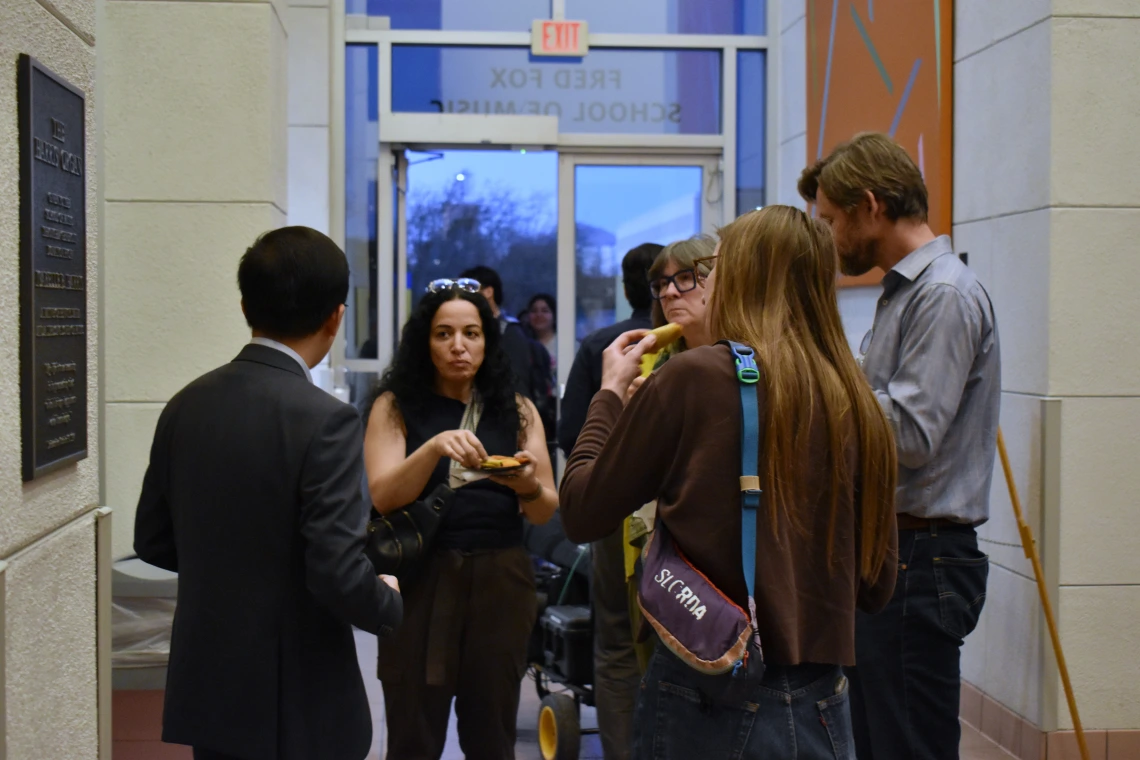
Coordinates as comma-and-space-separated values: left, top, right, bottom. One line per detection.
447, 392, 485, 487
727, 342, 761, 599
459, 391, 483, 433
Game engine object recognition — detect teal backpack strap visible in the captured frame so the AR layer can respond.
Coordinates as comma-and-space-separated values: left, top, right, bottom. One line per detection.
727, 342, 761, 599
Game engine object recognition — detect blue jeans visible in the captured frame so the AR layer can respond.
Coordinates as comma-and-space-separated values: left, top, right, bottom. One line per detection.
633, 646, 855, 759
848, 523, 989, 760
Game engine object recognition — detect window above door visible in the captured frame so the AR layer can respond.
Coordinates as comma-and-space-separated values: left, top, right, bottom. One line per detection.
391, 46, 723, 136
347, 0, 767, 35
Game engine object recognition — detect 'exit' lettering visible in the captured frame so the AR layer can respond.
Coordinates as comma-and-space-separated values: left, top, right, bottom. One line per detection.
531, 19, 588, 58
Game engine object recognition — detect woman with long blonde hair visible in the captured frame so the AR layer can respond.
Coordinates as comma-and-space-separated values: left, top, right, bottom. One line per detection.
559, 205, 898, 759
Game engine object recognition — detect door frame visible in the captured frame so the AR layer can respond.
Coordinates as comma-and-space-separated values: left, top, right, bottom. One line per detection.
349, 147, 723, 380
554, 152, 722, 397
331, 5, 782, 387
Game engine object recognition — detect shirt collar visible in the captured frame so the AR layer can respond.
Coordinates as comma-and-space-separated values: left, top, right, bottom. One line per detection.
249, 337, 313, 383
890, 235, 955, 283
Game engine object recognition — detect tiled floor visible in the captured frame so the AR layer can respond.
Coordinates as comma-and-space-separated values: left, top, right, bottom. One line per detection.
961, 723, 1020, 760
354, 631, 1014, 760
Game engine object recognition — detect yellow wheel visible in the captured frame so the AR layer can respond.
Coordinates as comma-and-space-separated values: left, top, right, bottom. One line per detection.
538, 694, 580, 760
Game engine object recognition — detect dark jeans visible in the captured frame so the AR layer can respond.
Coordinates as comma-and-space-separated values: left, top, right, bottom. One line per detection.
193, 750, 247, 760
848, 524, 989, 760
634, 646, 854, 760
592, 527, 642, 760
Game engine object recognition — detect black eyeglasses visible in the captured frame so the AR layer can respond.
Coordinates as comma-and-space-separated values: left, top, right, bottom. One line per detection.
694, 255, 718, 274
650, 269, 700, 300
426, 278, 481, 294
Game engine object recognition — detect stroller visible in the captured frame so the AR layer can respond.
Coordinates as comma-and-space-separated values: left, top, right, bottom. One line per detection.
524, 514, 597, 760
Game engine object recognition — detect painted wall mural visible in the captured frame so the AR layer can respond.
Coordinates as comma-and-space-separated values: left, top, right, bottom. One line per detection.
807, 0, 954, 286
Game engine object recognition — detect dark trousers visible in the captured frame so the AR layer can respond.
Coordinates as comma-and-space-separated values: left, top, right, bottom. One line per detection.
193, 750, 247, 760
634, 645, 853, 759
592, 527, 642, 760
378, 546, 537, 760
848, 524, 989, 760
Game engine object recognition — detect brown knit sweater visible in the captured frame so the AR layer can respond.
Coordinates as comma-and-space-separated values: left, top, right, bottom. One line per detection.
559, 344, 897, 666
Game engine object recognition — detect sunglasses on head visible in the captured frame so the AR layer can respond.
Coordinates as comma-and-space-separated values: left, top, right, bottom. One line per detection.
426, 278, 482, 294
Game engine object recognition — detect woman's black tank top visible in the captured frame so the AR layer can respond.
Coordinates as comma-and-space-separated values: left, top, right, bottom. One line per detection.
401, 393, 524, 551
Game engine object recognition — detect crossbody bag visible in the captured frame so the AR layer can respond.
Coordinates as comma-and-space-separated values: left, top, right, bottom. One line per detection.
636, 341, 765, 684
363, 395, 483, 583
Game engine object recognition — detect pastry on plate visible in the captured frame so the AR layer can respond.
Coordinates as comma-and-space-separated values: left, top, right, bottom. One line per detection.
480, 455, 525, 470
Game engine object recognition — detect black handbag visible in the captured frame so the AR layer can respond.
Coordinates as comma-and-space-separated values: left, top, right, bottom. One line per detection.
364, 483, 456, 583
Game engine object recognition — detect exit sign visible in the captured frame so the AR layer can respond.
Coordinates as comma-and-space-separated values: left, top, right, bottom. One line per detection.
531, 19, 589, 57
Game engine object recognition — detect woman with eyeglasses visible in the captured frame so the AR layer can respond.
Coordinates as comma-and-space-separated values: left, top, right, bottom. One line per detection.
363, 277, 558, 759
647, 235, 717, 363
619, 235, 720, 672
559, 207, 899, 759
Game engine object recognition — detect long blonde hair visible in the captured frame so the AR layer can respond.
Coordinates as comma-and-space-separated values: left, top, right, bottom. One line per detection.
707, 206, 897, 582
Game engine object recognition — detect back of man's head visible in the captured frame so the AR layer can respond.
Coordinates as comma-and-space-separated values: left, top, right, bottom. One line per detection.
797, 132, 928, 222
238, 226, 349, 340
458, 265, 503, 307
622, 243, 663, 311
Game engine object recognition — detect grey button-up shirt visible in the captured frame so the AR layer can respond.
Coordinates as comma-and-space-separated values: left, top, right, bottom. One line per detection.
859, 236, 1001, 524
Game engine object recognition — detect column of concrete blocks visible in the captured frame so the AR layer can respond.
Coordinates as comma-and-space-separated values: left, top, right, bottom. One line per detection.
102, 0, 289, 559
956, 2, 1140, 758
953, 4, 1052, 755
1045, 5, 1140, 759
0, 0, 102, 756
287, 0, 331, 235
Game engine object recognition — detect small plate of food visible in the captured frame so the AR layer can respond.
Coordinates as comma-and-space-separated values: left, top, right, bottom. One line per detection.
478, 454, 530, 474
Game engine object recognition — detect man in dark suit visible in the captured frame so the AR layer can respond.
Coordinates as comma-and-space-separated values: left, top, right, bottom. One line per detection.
556, 242, 661, 760
134, 226, 403, 760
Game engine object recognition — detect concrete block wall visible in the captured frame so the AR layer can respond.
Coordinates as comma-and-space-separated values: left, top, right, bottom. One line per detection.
102, 0, 290, 558
781, 0, 1140, 748
953, 1, 1053, 734
1046, 25, 1140, 697
956, 0, 1140, 745
0, 0, 102, 756
288, 0, 332, 235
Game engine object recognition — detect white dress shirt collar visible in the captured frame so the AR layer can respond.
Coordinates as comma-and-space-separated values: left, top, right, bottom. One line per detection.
249, 337, 313, 383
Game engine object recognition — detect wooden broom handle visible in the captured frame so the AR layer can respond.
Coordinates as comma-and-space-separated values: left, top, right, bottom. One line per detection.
996, 427, 1089, 760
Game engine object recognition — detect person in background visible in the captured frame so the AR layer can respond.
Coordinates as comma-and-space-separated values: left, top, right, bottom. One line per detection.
364, 281, 558, 760
556, 241, 660, 760
135, 227, 403, 760
526, 292, 559, 466
526, 293, 557, 376
800, 131, 1000, 760
460, 265, 555, 454
619, 234, 720, 674
559, 206, 899, 758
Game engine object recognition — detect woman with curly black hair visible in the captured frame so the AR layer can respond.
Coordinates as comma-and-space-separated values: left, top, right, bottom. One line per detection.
363, 279, 557, 760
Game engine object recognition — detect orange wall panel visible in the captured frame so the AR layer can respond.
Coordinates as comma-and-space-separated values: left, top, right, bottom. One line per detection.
805, 0, 954, 286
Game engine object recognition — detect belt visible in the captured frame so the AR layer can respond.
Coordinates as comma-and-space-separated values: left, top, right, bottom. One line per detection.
895, 514, 976, 532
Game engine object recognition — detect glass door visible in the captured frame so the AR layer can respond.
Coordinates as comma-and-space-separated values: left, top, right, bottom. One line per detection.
395, 147, 562, 459
399, 149, 559, 333
357, 149, 721, 463
555, 154, 723, 398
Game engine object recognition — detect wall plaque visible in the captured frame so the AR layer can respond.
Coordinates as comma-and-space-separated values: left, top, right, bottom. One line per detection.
19, 54, 88, 481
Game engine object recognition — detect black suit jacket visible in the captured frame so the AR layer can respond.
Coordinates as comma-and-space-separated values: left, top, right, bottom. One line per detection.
557, 308, 653, 457
134, 344, 402, 760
